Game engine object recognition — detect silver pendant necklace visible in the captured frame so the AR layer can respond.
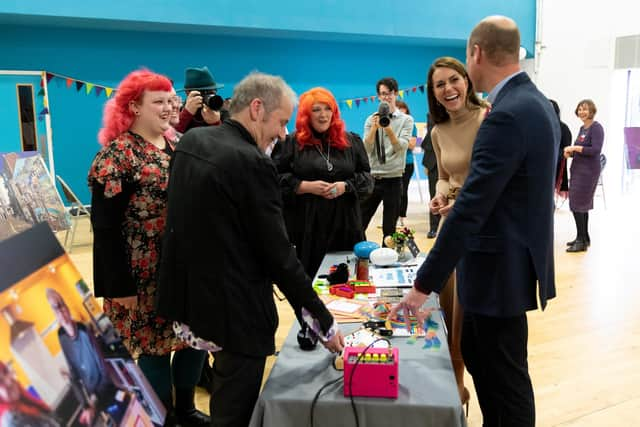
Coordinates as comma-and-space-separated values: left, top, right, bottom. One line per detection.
314, 143, 333, 172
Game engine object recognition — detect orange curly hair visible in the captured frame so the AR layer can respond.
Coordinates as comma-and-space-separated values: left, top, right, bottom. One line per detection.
295, 87, 349, 150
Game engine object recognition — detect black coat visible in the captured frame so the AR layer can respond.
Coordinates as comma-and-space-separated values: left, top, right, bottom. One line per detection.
156, 120, 334, 357
416, 73, 559, 316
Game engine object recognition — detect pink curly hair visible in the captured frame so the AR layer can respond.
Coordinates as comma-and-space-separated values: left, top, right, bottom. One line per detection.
98, 69, 173, 145
295, 87, 349, 150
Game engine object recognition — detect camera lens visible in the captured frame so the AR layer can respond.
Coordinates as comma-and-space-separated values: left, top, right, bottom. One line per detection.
379, 115, 391, 127
204, 94, 224, 111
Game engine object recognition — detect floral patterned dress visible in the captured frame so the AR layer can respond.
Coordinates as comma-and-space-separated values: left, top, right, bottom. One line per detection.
88, 131, 184, 357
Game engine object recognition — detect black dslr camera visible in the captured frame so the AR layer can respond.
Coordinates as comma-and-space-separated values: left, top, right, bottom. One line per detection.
200, 90, 224, 111
376, 101, 392, 127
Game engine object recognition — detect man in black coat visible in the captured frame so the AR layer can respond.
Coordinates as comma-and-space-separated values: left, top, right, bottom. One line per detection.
157, 72, 343, 427
391, 16, 559, 427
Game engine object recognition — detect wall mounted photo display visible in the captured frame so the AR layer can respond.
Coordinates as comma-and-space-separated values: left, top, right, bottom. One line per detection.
0, 223, 166, 427
0, 151, 70, 242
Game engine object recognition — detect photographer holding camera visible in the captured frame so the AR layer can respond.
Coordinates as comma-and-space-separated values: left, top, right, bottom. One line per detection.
361, 77, 414, 243
175, 66, 228, 134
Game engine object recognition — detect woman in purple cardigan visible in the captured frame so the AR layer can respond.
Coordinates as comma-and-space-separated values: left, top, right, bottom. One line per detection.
564, 99, 604, 252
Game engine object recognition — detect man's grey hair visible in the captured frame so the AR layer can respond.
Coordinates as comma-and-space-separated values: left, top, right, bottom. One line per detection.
229, 72, 297, 115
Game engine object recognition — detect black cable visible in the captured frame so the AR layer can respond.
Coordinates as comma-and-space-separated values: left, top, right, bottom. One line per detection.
347, 338, 392, 427
309, 375, 343, 427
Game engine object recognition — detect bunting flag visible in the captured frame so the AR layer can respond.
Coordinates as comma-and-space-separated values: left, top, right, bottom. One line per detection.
37, 88, 45, 96
43, 71, 114, 99
337, 83, 427, 109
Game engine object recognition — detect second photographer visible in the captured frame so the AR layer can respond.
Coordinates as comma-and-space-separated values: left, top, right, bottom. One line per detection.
175, 66, 228, 134
361, 77, 414, 243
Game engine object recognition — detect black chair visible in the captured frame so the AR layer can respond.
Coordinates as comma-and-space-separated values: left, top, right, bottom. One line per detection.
56, 175, 91, 252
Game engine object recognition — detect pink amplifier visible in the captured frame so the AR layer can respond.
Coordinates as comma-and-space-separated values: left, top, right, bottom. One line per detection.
343, 347, 399, 399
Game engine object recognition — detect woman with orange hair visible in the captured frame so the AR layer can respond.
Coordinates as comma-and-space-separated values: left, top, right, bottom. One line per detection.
88, 69, 209, 425
273, 87, 373, 346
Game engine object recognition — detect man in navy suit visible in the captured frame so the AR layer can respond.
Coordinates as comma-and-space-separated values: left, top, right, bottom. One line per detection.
391, 16, 560, 426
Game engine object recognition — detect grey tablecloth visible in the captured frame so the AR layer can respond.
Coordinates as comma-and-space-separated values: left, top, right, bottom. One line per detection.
249, 252, 466, 427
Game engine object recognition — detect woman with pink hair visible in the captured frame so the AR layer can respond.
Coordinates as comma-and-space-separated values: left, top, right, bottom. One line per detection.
272, 87, 373, 345
88, 69, 209, 426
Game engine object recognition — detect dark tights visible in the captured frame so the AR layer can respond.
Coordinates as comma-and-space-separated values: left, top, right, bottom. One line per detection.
572, 211, 590, 243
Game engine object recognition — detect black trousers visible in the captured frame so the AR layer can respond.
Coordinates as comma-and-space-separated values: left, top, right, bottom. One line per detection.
360, 177, 402, 242
461, 312, 535, 427
399, 163, 414, 217
209, 350, 266, 427
426, 167, 440, 232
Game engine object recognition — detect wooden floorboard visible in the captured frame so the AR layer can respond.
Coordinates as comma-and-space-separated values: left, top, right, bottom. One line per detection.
61, 186, 640, 426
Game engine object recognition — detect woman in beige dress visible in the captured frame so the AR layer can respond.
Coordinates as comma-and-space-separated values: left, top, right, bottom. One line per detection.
426, 56, 490, 409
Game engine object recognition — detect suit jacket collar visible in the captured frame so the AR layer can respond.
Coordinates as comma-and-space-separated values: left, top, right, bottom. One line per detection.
491, 72, 531, 108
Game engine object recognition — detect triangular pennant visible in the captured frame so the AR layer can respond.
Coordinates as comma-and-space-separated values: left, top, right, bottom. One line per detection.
346, 99, 353, 109
370, 96, 375, 102
398, 90, 404, 98
105, 88, 114, 98
46, 72, 55, 83
37, 88, 45, 96
412, 87, 417, 93
419, 85, 425, 93
75, 81, 84, 91
40, 78, 44, 88
355, 99, 361, 107
43, 98, 49, 108
39, 108, 49, 115
363, 97, 368, 103
95, 86, 104, 97
66, 78, 73, 88
86, 83, 94, 95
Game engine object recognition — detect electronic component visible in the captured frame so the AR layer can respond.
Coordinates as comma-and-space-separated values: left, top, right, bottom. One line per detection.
343, 347, 399, 399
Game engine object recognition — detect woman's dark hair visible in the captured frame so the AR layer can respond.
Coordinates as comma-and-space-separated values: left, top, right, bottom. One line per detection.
427, 57, 487, 124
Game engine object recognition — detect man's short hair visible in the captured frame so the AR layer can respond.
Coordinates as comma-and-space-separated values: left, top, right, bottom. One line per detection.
229, 72, 297, 115
469, 18, 521, 66
376, 77, 399, 94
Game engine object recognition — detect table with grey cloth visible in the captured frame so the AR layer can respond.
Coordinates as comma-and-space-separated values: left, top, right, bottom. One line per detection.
249, 252, 466, 427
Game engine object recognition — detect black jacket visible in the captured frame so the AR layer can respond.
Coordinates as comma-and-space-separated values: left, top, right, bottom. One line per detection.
156, 120, 334, 356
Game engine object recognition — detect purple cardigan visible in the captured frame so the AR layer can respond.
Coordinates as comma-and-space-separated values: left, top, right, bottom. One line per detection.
569, 121, 604, 211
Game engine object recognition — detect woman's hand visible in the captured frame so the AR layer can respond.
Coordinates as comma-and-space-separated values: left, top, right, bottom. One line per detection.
113, 296, 137, 310
438, 201, 454, 216
298, 180, 332, 196
322, 330, 344, 353
323, 182, 346, 199
429, 193, 447, 214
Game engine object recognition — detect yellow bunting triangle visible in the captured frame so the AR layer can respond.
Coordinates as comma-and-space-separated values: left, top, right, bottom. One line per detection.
398, 90, 404, 98
43, 98, 49, 108
105, 88, 114, 98
346, 99, 353, 109
86, 83, 94, 95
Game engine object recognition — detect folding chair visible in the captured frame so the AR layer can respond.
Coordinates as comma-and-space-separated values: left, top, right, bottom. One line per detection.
597, 154, 607, 209
56, 175, 91, 252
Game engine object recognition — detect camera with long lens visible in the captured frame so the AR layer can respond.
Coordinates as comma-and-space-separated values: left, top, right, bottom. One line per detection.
201, 91, 224, 111
377, 101, 392, 127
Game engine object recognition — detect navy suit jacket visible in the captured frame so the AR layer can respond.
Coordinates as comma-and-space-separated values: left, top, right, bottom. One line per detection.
415, 72, 560, 317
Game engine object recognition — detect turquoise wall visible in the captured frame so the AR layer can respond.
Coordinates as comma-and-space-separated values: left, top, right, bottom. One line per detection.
0, 1, 536, 203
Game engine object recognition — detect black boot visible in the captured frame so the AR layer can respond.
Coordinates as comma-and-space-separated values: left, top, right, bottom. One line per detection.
566, 241, 588, 252
174, 387, 211, 426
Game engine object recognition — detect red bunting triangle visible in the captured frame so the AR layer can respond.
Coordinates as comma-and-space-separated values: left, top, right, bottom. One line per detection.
66, 78, 73, 88
75, 81, 85, 91
412, 87, 417, 93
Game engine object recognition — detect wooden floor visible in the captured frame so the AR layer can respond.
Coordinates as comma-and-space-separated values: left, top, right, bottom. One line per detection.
61, 184, 640, 426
